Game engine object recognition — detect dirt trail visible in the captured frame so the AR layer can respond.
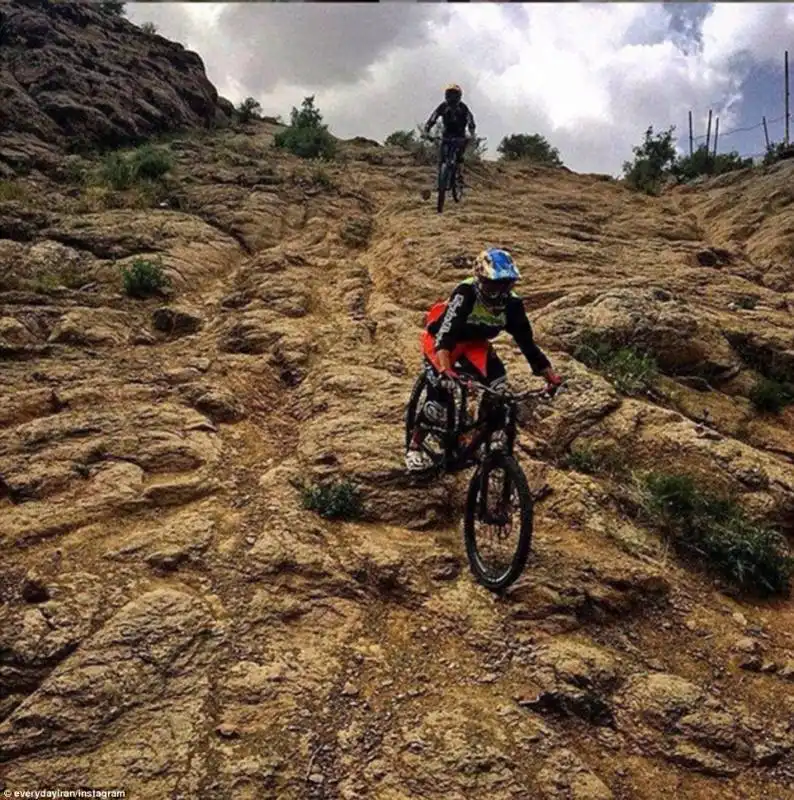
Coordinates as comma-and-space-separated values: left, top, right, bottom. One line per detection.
1, 127, 793, 799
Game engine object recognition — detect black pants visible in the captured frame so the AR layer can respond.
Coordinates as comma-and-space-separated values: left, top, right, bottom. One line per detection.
422, 348, 506, 429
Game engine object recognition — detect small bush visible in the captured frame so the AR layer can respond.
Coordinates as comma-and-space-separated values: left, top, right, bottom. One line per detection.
566, 444, 627, 477
275, 126, 336, 160
301, 479, 363, 520
341, 217, 373, 248
235, 97, 263, 123
734, 295, 758, 310
98, 153, 135, 190
97, 146, 173, 190
672, 145, 752, 182
497, 133, 563, 167
763, 141, 788, 166
311, 168, 335, 190
574, 332, 658, 395
99, 0, 125, 15
640, 472, 792, 595
0, 180, 28, 202
274, 96, 336, 160
62, 156, 88, 185
749, 377, 794, 414
140, 21, 157, 34
122, 258, 169, 298
129, 145, 173, 181
385, 130, 417, 149
468, 135, 488, 162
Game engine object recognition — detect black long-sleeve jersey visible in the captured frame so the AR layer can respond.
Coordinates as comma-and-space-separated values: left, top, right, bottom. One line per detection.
425, 101, 476, 138
427, 279, 551, 375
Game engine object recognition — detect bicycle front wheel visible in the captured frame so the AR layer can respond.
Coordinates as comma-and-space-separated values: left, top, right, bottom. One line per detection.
437, 162, 450, 213
452, 165, 463, 203
464, 451, 533, 592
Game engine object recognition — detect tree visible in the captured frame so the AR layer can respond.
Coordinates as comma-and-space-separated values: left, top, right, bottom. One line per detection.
622, 125, 677, 194
140, 21, 157, 34
273, 96, 336, 160
497, 133, 563, 167
235, 97, 263, 124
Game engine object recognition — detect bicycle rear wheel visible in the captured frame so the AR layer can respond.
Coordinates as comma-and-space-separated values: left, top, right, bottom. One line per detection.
405, 372, 427, 451
464, 451, 533, 592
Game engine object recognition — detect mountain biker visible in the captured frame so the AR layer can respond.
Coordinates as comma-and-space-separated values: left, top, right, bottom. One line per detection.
405, 248, 562, 472
423, 84, 476, 177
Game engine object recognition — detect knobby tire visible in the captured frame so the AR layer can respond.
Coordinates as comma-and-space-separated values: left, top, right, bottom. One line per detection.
464, 451, 534, 592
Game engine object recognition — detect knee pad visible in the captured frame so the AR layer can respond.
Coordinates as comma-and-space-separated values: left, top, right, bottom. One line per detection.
421, 400, 448, 425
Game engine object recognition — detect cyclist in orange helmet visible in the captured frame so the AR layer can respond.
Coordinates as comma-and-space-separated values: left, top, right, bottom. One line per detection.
424, 84, 477, 178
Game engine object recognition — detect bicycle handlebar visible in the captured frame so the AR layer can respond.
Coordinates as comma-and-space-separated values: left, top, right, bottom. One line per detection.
422, 134, 469, 143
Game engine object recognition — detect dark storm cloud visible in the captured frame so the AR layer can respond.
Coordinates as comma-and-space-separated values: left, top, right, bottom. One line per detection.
211, 3, 447, 93
663, 1, 713, 54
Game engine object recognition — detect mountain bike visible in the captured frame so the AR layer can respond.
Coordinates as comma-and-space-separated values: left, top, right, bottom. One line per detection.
404, 371, 562, 591
426, 135, 467, 214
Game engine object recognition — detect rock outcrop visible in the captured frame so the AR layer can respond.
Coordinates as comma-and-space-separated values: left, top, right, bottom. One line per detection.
0, 0, 232, 176
1, 8, 794, 799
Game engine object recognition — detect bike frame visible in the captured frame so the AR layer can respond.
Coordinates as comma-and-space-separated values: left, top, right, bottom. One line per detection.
438, 137, 467, 189
419, 379, 547, 475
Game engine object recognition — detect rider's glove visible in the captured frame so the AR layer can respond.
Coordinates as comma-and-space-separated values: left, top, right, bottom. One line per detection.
438, 368, 459, 391
545, 371, 563, 394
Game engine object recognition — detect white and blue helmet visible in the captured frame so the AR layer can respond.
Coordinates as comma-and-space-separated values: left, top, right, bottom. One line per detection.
474, 248, 520, 309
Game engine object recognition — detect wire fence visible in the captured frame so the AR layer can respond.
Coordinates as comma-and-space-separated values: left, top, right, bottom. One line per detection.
684, 51, 791, 163
683, 113, 788, 163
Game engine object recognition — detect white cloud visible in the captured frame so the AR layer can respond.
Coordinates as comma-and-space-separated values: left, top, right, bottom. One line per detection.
124, 1, 794, 175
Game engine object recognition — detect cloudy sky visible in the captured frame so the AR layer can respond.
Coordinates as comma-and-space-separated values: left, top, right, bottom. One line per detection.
125, 2, 794, 175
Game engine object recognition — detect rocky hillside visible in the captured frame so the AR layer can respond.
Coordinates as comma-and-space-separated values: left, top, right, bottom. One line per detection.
1, 77, 794, 800
0, 0, 232, 177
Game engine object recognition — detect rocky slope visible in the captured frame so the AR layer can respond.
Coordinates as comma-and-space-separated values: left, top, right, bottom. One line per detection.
0, 0, 232, 177
1, 111, 794, 800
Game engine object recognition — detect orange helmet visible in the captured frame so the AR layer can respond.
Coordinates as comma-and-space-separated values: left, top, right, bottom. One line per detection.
444, 84, 462, 105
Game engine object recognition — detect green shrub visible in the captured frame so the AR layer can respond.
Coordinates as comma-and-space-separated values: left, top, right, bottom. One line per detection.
468, 135, 488, 163
640, 472, 792, 595
672, 145, 752, 182
497, 133, 563, 167
273, 96, 336, 160
566, 444, 627, 476
749, 377, 794, 414
140, 21, 157, 34
622, 125, 677, 195
385, 130, 417, 149
311, 168, 335, 190
301, 478, 363, 520
122, 258, 169, 298
573, 332, 658, 395
99, 0, 125, 15
0, 180, 28, 202
235, 97, 263, 123
340, 216, 373, 248
129, 145, 173, 181
99, 153, 136, 190
734, 295, 758, 310
98, 145, 173, 190
763, 141, 788, 166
